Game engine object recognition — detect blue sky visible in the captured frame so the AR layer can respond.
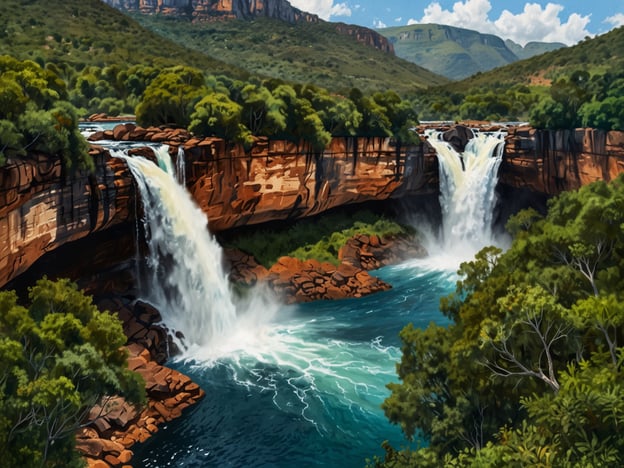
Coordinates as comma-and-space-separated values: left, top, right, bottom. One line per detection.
289, 0, 624, 45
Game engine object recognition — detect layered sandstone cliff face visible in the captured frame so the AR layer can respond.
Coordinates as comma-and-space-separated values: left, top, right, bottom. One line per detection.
4, 125, 624, 290
501, 127, 624, 195
183, 135, 437, 231
0, 149, 134, 288
101, 0, 319, 23
99, 0, 398, 53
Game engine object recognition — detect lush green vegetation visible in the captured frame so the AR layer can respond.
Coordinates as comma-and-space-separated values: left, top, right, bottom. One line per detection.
134, 70, 419, 151
0, 278, 145, 467
379, 24, 520, 81
0, 0, 245, 79
450, 26, 624, 92
124, 14, 448, 95
372, 175, 624, 466
0, 56, 91, 170
223, 209, 414, 267
409, 26, 624, 129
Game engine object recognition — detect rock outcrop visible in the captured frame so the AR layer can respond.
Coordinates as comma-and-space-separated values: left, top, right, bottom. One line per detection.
334, 22, 395, 54
225, 233, 427, 303
0, 148, 134, 288
70, 294, 201, 468
101, 0, 319, 23
501, 127, 624, 195
76, 342, 205, 468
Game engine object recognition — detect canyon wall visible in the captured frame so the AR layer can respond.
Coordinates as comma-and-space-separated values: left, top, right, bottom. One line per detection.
0, 134, 437, 288
0, 149, 134, 288
501, 127, 624, 195
184, 135, 437, 231
3, 126, 624, 289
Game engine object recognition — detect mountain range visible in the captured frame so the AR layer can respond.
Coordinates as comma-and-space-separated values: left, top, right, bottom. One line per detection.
100, 0, 566, 82
378, 24, 565, 80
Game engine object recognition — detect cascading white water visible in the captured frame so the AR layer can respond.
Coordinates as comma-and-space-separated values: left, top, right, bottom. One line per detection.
176, 146, 186, 186
113, 146, 238, 352
425, 129, 506, 259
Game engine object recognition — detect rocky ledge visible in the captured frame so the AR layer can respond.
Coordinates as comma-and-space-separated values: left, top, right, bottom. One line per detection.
74, 298, 202, 468
226, 233, 427, 303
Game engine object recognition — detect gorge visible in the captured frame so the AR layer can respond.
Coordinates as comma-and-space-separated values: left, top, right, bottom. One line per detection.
2, 124, 624, 466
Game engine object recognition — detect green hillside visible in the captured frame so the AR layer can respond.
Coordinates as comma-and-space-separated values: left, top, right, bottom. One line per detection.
0, 0, 246, 77
450, 26, 624, 92
378, 24, 519, 80
505, 39, 566, 60
122, 13, 449, 95
406, 26, 624, 129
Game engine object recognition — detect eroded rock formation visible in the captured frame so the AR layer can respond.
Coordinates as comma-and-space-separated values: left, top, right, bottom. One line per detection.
89, 124, 438, 232
101, 0, 319, 23
0, 149, 134, 288
501, 127, 624, 195
225, 233, 427, 303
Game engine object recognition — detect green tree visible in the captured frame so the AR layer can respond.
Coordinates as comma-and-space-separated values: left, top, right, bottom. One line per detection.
579, 96, 624, 130
135, 66, 207, 127
0, 56, 91, 170
239, 83, 287, 136
377, 175, 624, 466
189, 92, 252, 147
0, 278, 145, 467
273, 84, 330, 152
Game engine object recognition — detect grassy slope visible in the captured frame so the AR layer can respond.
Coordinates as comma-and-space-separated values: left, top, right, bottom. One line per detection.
505, 39, 566, 60
378, 24, 519, 80
447, 26, 624, 91
124, 14, 449, 95
0, 0, 247, 77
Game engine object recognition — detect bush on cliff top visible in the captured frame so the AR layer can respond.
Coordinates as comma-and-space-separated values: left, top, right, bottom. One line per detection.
224, 210, 414, 268
0, 56, 92, 171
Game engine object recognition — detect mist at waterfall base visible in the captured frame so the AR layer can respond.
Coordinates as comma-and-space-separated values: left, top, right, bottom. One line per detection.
116, 131, 506, 467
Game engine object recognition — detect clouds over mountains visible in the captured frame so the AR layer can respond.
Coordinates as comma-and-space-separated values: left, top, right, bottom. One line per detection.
294, 0, 624, 46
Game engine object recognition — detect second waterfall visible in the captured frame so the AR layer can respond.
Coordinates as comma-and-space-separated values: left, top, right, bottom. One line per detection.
426, 129, 507, 258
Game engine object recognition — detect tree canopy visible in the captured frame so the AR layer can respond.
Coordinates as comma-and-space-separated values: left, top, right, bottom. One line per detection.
0, 278, 145, 467
373, 174, 624, 467
0, 56, 91, 170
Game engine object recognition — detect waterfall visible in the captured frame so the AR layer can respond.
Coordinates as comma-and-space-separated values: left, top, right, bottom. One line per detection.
425, 129, 506, 258
176, 146, 186, 186
112, 146, 237, 352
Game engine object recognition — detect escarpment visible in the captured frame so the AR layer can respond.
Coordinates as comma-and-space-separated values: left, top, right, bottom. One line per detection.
0, 148, 134, 288
4, 125, 624, 291
99, 0, 397, 54
501, 127, 624, 194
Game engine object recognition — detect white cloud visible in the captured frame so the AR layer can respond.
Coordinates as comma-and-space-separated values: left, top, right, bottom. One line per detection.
415, 1, 592, 46
605, 13, 624, 27
395, 17, 403, 23
494, 4, 591, 45
374, 19, 387, 28
407, 18, 418, 25
289, 0, 351, 20
331, 3, 352, 17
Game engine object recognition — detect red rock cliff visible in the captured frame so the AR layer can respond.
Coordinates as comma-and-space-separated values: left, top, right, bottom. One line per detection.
0, 132, 437, 288
101, 0, 319, 23
182, 135, 437, 231
100, 0, 398, 53
0, 149, 134, 288
501, 127, 624, 195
